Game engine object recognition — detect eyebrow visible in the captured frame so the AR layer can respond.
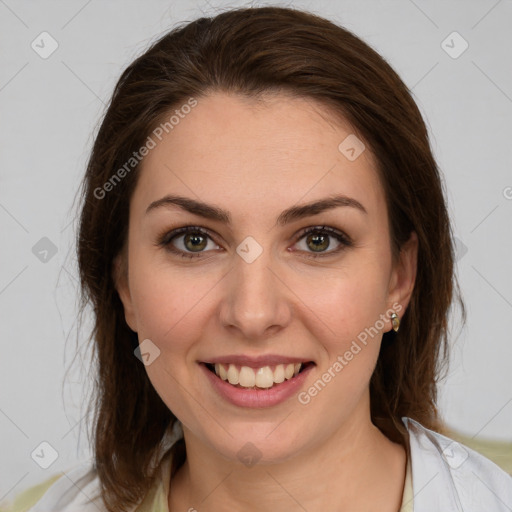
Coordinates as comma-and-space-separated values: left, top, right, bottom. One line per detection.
145, 193, 367, 226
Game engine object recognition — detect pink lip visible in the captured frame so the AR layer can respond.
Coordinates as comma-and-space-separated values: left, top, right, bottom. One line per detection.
202, 354, 313, 369
199, 362, 315, 408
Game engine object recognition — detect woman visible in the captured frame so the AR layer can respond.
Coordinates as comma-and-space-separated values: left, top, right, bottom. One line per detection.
2, 6, 511, 512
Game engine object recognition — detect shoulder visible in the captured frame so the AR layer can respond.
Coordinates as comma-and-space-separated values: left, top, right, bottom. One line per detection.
0, 461, 105, 512
402, 416, 512, 511
0, 420, 184, 512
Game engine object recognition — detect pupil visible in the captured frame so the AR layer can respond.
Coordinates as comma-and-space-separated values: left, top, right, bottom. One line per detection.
308, 234, 328, 251
185, 233, 206, 251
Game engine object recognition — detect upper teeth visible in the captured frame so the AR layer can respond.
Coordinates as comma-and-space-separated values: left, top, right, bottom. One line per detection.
214, 363, 302, 389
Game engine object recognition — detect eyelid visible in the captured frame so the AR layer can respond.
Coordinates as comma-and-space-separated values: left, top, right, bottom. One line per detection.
156, 225, 220, 247
295, 225, 352, 244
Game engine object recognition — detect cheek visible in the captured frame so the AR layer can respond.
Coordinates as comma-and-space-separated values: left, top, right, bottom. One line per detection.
128, 247, 218, 359
299, 261, 390, 399
127, 261, 209, 415
302, 277, 387, 410
131, 274, 203, 348
303, 260, 389, 340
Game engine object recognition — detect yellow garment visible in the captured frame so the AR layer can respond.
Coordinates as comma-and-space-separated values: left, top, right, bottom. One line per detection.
1, 447, 413, 512
0, 473, 62, 512
400, 452, 414, 511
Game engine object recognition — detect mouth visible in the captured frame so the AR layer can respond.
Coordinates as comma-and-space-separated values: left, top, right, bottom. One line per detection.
202, 361, 315, 390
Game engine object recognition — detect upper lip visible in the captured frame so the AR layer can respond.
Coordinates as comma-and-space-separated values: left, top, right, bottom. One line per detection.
201, 354, 314, 368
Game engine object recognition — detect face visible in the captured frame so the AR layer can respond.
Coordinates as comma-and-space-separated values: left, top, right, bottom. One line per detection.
114, 92, 417, 464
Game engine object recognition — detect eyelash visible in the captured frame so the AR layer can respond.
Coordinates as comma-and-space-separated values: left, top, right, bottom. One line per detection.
156, 225, 353, 260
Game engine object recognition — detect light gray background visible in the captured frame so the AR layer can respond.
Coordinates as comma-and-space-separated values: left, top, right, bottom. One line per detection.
1, 0, 511, 501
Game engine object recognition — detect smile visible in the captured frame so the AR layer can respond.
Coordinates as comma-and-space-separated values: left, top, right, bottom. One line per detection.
204, 362, 314, 389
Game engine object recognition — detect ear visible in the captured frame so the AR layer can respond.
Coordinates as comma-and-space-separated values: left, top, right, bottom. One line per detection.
386, 231, 418, 330
112, 251, 138, 333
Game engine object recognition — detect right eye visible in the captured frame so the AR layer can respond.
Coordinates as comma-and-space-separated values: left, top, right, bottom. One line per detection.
157, 226, 221, 259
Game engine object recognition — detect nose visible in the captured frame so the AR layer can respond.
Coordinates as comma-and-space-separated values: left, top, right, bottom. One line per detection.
219, 245, 292, 340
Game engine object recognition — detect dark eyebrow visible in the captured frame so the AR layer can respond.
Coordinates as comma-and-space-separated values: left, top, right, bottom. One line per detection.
145, 194, 367, 226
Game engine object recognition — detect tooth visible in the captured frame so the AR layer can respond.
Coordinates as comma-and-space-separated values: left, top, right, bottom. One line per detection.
255, 366, 274, 388
214, 361, 305, 387
218, 363, 228, 380
227, 364, 239, 385
273, 364, 285, 383
239, 366, 256, 387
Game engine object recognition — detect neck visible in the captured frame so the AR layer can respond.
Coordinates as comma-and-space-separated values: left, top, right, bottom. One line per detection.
169, 402, 407, 511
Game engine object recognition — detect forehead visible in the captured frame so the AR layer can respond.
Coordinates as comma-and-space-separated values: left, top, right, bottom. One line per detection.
133, 92, 385, 222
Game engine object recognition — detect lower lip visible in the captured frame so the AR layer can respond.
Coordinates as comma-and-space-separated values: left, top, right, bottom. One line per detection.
199, 362, 314, 408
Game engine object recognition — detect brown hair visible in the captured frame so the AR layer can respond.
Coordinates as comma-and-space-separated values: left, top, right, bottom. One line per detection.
76, 6, 466, 511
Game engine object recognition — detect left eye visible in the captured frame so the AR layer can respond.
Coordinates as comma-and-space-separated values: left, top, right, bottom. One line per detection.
157, 225, 352, 259
294, 226, 352, 256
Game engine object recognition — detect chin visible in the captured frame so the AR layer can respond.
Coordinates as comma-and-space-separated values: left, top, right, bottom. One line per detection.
205, 426, 307, 466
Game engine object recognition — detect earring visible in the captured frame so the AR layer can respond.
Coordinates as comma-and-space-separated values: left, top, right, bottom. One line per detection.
390, 312, 400, 332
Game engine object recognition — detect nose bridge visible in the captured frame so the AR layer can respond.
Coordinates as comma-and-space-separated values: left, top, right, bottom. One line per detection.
220, 240, 291, 338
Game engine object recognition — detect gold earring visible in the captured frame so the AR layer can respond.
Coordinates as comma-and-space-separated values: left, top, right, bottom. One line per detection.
390, 312, 400, 332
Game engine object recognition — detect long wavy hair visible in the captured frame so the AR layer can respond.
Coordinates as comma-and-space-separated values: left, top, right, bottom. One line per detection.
75, 6, 466, 511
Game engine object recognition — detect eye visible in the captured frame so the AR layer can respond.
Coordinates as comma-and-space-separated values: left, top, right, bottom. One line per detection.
293, 226, 353, 258
157, 226, 220, 259
156, 225, 353, 260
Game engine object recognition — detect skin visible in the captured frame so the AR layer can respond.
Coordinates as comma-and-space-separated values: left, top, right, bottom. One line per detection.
114, 91, 418, 511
